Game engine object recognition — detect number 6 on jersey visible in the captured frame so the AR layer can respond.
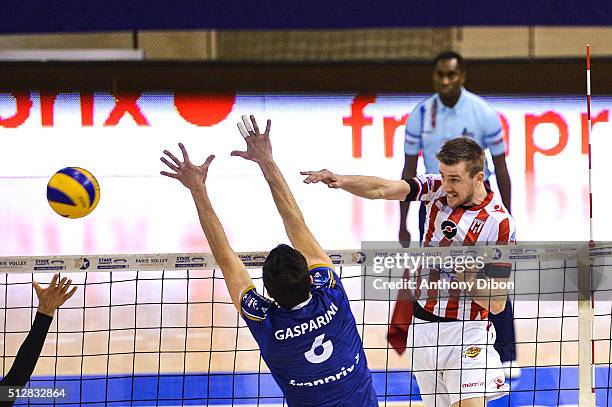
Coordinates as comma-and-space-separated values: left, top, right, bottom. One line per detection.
305, 333, 333, 364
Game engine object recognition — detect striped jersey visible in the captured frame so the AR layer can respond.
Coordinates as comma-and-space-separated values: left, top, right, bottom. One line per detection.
404, 174, 516, 321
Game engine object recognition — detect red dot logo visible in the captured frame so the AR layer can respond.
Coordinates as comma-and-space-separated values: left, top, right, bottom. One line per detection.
493, 204, 505, 213
174, 93, 235, 126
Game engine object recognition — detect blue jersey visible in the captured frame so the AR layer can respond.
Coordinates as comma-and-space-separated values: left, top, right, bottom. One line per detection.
404, 88, 505, 180
241, 265, 377, 407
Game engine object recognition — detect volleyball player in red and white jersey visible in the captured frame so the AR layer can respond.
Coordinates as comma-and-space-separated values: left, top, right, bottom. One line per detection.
302, 137, 513, 407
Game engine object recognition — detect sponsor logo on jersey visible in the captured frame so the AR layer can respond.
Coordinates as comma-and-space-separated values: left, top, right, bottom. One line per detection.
493, 204, 505, 213
441, 220, 458, 239
469, 218, 486, 234
495, 377, 505, 389
289, 353, 360, 387
464, 346, 481, 358
462, 381, 484, 388
427, 176, 435, 191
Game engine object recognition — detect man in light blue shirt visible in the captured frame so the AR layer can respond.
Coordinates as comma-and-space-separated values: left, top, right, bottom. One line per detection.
403, 87, 506, 181
397, 51, 518, 378
400, 51, 511, 244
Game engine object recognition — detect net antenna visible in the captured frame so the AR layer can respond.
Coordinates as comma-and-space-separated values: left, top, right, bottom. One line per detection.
586, 44, 594, 244
578, 44, 596, 407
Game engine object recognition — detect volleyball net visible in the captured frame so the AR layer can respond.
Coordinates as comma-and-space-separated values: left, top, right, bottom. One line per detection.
0, 243, 610, 406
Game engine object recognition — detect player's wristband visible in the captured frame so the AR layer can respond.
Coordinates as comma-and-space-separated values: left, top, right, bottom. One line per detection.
403, 179, 419, 202
482, 263, 512, 278
413, 301, 458, 323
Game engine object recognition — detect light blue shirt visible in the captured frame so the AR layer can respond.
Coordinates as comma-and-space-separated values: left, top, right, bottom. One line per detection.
404, 88, 505, 180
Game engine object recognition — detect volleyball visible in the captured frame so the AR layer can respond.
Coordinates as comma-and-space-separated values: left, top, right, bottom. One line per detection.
47, 167, 100, 219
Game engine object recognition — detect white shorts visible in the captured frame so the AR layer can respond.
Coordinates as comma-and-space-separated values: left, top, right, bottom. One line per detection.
406, 318, 509, 406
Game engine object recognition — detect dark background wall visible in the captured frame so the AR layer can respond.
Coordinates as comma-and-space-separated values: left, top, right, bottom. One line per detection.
3, 58, 610, 94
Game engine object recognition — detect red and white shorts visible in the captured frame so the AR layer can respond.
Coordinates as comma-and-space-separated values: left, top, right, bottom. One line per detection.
406, 318, 509, 406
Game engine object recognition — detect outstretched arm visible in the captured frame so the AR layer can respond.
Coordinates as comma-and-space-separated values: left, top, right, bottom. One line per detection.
301, 169, 411, 201
231, 115, 331, 267
161, 144, 252, 311
0, 275, 77, 406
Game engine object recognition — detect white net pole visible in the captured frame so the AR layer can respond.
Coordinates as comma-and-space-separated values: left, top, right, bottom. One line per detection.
578, 247, 595, 406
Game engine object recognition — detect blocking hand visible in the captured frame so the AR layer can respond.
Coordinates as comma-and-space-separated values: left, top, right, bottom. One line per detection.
161, 143, 215, 190
231, 115, 273, 165
33, 274, 78, 317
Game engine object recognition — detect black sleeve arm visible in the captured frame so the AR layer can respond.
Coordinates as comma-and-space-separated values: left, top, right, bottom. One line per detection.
482, 263, 512, 278
0, 312, 52, 406
404, 178, 419, 202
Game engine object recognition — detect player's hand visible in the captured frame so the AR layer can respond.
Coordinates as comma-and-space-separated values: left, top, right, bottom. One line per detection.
300, 169, 343, 188
231, 115, 273, 165
161, 143, 215, 191
399, 229, 411, 248
33, 274, 77, 318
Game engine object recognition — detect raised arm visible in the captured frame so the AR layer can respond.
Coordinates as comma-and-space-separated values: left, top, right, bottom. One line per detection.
0, 274, 77, 406
301, 169, 411, 201
231, 115, 331, 267
161, 144, 252, 311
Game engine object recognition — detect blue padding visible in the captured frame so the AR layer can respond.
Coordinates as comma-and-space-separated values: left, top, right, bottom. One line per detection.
1, 1, 611, 33
14, 367, 612, 405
